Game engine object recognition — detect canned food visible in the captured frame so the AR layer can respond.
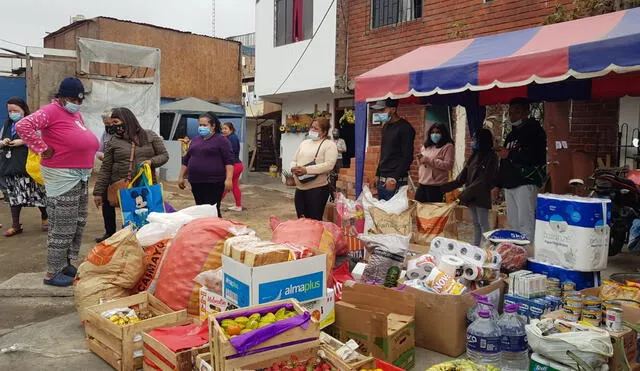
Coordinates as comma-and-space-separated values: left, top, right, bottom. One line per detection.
582, 309, 602, 320
606, 307, 623, 332
547, 278, 560, 288
563, 306, 582, 316
562, 281, 576, 292
563, 313, 580, 322
563, 290, 581, 298
547, 287, 562, 297
565, 296, 584, 309
584, 296, 602, 306
582, 317, 602, 327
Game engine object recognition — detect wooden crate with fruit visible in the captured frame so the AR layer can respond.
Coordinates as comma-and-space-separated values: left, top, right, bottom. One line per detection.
84, 292, 188, 371
209, 299, 320, 371
142, 318, 209, 371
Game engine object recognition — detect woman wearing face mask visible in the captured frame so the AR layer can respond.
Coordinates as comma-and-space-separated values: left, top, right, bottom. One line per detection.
290, 120, 338, 221
415, 122, 454, 203
0, 97, 48, 237
16, 77, 100, 287
93, 107, 169, 242
96, 110, 114, 161
179, 112, 233, 218
441, 128, 499, 246
221, 122, 244, 212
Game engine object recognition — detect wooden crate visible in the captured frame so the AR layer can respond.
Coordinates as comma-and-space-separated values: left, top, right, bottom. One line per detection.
84, 292, 188, 371
196, 352, 213, 371
142, 318, 209, 371
210, 300, 320, 371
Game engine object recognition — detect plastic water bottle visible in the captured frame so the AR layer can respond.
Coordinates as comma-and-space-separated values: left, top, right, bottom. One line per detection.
467, 294, 498, 324
498, 304, 529, 371
467, 309, 501, 367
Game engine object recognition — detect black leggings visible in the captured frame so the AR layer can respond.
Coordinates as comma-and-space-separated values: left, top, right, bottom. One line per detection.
191, 182, 225, 217
294, 185, 330, 221
101, 191, 117, 236
415, 184, 445, 203
10, 205, 47, 229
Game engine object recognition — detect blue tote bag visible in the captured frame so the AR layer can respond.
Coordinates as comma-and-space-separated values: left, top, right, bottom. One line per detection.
118, 163, 165, 230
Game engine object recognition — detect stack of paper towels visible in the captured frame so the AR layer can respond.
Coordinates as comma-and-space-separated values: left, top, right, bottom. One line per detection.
534, 193, 611, 272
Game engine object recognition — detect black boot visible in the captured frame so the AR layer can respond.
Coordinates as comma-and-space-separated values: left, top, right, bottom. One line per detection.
95, 233, 112, 243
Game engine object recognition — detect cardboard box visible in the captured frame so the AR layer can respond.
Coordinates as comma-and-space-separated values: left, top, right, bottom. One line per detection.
409, 278, 506, 357
334, 282, 416, 370
301, 288, 335, 329
198, 287, 236, 321
195, 352, 213, 371
222, 253, 327, 307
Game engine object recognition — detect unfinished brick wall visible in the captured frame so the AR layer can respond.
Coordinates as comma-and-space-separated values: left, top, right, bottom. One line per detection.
569, 99, 620, 164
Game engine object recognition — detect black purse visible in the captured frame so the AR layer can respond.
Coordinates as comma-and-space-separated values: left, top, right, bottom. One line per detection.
297, 139, 326, 183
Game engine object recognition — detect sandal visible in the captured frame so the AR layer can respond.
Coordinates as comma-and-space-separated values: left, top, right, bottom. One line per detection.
43, 272, 74, 287
41, 219, 49, 232
4, 226, 23, 237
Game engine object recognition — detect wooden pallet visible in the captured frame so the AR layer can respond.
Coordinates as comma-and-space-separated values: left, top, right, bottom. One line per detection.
142, 318, 209, 371
84, 292, 188, 371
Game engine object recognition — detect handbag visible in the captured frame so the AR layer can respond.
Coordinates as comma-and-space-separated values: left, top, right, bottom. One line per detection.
297, 139, 326, 184
118, 163, 165, 230
107, 143, 136, 207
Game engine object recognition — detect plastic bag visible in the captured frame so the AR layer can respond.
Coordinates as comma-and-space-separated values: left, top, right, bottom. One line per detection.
270, 216, 345, 257
358, 234, 410, 284
329, 261, 354, 301
193, 268, 223, 294
493, 242, 527, 272
629, 219, 640, 252
137, 204, 219, 246
25, 150, 43, 185
525, 318, 613, 369
360, 185, 409, 234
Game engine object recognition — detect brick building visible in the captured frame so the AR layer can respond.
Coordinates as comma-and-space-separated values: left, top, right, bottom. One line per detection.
335, 0, 625, 197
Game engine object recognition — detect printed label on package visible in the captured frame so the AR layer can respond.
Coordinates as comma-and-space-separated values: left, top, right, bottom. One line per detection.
224, 273, 250, 308
466, 334, 501, 354
258, 271, 324, 304
501, 334, 528, 352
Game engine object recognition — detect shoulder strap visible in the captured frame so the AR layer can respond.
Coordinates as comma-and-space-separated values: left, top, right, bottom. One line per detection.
313, 139, 326, 161
126, 142, 136, 181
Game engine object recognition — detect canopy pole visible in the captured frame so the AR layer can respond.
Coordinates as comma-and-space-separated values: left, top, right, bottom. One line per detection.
355, 101, 368, 198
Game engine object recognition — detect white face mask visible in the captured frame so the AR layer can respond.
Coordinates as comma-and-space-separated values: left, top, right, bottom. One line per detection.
308, 130, 320, 140
511, 119, 523, 127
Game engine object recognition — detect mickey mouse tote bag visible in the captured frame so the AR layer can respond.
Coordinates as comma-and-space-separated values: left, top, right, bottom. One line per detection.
118, 163, 165, 230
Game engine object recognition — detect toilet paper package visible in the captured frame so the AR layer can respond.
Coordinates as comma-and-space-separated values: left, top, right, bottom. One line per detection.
534, 194, 611, 272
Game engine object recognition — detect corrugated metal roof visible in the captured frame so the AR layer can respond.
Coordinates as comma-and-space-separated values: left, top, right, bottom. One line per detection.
160, 97, 243, 116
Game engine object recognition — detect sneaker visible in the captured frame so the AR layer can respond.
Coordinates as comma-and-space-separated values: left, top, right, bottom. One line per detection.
62, 265, 78, 278
43, 272, 74, 287
228, 206, 243, 212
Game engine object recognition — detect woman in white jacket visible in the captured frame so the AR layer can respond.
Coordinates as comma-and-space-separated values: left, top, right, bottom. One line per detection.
290, 120, 338, 220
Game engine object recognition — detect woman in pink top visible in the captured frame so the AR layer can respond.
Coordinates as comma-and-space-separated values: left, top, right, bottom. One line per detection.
16, 77, 99, 287
415, 122, 454, 203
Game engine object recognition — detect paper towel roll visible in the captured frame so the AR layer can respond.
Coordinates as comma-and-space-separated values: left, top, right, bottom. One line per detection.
430, 237, 446, 257
438, 255, 465, 278
352, 262, 367, 281
406, 259, 428, 280
462, 263, 500, 281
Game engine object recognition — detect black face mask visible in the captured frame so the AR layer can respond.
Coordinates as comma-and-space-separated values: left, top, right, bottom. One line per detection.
105, 126, 117, 135
113, 124, 126, 137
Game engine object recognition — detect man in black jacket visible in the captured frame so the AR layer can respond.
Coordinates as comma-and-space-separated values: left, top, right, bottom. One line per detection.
372, 99, 416, 201
493, 98, 547, 241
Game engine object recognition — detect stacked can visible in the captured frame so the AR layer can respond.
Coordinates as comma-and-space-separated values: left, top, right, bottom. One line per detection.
546, 278, 562, 297
582, 296, 603, 327
603, 301, 623, 331
562, 281, 576, 294
563, 295, 583, 322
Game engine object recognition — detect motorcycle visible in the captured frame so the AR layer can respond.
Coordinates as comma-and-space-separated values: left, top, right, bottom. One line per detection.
587, 168, 640, 256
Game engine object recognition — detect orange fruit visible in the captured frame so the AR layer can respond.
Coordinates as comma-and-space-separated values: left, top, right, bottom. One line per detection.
226, 323, 242, 336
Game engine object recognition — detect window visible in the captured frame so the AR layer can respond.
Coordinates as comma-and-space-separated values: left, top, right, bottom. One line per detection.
372, 0, 422, 28
275, 0, 313, 46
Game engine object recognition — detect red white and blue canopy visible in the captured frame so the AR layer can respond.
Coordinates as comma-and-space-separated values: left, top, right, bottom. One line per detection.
355, 8, 640, 105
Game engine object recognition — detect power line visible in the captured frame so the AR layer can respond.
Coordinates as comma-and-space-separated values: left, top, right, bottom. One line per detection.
0, 38, 26, 48
273, 0, 336, 95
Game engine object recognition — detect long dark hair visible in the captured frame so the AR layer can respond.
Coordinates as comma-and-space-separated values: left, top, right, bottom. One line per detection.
223, 122, 235, 133
200, 111, 222, 134
5, 97, 30, 127
474, 128, 494, 152
111, 107, 148, 146
424, 122, 453, 148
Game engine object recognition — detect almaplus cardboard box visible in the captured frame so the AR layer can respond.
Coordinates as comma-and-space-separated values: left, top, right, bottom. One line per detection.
301, 288, 335, 329
409, 277, 506, 357
222, 254, 327, 307
334, 282, 416, 370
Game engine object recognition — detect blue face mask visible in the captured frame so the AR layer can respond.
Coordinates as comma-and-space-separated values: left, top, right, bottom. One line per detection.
8, 113, 22, 122
375, 112, 390, 123
471, 141, 479, 150
430, 133, 442, 144
64, 102, 81, 114
198, 126, 211, 137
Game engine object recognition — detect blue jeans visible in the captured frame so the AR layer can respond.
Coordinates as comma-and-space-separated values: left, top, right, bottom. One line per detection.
377, 180, 408, 201
469, 206, 490, 247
